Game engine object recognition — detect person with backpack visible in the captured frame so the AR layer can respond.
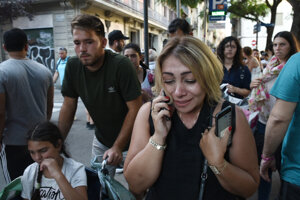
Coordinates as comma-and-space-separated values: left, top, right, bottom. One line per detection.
53, 47, 70, 86
124, 37, 259, 200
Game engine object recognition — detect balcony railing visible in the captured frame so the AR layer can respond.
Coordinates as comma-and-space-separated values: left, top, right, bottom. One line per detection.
105, 0, 171, 27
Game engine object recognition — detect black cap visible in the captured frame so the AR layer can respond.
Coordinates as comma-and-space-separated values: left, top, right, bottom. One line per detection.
108, 30, 129, 42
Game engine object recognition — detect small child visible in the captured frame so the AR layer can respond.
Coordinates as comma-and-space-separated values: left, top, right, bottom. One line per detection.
21, 121, 88, 200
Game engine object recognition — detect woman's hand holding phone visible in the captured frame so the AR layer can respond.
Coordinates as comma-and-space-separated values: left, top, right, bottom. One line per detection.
200, 126, 232, 166
151, 90, 173, 142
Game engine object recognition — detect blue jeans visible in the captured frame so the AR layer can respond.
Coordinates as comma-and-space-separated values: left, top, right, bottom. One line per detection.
254, 121, 272, 200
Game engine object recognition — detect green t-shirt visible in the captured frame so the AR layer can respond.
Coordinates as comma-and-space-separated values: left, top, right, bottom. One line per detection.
62, 50, 141, 147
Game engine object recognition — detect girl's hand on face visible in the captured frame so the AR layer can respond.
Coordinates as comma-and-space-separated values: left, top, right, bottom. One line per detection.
40, 158, 62, 179
151, 91, 173, 140
200, 127, 231, 166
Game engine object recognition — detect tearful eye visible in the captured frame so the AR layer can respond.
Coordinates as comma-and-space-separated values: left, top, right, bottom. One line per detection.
163, 79, 175, 84
185, 80, 196, 84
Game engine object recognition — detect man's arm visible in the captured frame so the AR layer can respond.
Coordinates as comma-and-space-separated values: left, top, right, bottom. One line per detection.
0, 93, 5, 150
104, 95, 142, 165
53, 71, 59, 83
47, 86, 54, 120
260, 99, 297, 181
58, 96, 78, 139
263, 99, 296, 156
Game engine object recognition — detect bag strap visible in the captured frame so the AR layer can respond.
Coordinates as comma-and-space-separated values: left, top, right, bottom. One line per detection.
230, 103, 236, 135
198, 105, 214, 200
56, 58, 62, 70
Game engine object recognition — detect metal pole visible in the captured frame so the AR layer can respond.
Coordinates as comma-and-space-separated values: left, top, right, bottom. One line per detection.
203, 0, 208, 44
256, 21, 259, 49
256, 31, 258, 49
144, 0, 149, 67
176, 0, 181, 18
0, 27, 5, 62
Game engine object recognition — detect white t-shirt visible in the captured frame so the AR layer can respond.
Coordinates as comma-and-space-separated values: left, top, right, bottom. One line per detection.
21, 156, 87, 200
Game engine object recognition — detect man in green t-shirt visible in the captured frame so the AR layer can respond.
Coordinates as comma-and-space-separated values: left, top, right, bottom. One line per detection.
58, 14, 142, 176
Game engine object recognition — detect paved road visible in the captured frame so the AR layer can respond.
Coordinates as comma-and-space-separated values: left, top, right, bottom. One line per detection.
0, 88, 280, 199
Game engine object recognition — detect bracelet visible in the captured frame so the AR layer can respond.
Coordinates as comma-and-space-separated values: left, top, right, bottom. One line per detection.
261, 154, 275, 161
149, 137, 167, 150
209, 160, 228, 175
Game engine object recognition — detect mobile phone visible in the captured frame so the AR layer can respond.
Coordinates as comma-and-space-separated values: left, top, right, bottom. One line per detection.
161, 90, 173, 120
215, 106, 232, 146
162, 90, 173, 105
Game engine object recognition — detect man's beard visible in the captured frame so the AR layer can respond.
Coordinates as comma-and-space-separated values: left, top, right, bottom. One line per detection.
80, 55, 102, 68
116, 42, 123, 52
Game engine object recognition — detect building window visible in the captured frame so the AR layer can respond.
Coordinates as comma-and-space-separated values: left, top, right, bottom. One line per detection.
164, 6, 167, 17
130, 30, 140, 45
276, 13, 283, 25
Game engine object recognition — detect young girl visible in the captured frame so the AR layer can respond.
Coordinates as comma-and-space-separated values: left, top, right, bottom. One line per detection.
21, 121, 88, 200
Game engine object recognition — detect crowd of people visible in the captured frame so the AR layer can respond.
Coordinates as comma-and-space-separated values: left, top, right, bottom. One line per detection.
0, 14, 300, 200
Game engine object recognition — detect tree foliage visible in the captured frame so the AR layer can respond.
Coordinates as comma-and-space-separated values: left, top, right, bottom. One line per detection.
156, 0, 203, 9
228, 0, 268, 21
0, 0, 34, 22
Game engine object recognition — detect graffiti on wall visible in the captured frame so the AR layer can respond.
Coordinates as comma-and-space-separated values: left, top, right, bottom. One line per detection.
25, 28, 55, 73
28, 46, 55, 72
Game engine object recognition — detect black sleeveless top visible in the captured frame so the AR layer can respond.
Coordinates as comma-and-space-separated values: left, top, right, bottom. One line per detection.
146, 100, 243, 200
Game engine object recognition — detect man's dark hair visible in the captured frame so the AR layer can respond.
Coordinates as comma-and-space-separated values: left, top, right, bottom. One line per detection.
109, 38, 116, 46
168, 18, 191, 35
71, 14, 105, 38
217, 36, 243, 67
59, 47, 67, 53
3, 28, 28, 52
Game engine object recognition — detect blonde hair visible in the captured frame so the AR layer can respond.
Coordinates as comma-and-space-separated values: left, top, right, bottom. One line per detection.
153, 36, 224, 105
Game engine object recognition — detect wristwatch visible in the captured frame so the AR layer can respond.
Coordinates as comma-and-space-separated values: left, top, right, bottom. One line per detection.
149, 137, 167, 150
208, 160, 227, 175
